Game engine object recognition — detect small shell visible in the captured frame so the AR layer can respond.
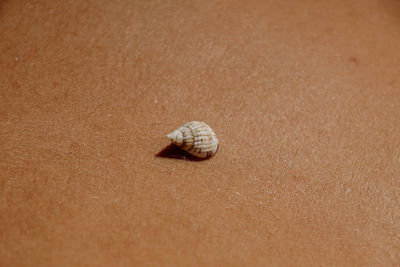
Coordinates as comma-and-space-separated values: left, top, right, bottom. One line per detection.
166, 121, 219, 158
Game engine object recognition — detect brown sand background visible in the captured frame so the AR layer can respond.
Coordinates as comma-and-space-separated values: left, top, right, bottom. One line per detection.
1, 0, 400, 266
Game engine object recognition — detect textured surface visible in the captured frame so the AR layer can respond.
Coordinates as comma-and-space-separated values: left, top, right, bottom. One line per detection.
1, 0, 400, 266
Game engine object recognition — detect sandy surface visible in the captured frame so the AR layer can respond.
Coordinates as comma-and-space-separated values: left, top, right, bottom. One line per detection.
1, 0, 400, 266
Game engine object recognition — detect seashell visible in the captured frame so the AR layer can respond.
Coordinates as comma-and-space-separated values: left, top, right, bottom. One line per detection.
166, 121, 219, 159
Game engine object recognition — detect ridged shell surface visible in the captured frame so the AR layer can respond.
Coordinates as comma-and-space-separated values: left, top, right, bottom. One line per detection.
166, 121, 219, 158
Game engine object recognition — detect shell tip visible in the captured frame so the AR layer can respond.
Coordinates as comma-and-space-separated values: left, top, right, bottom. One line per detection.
165, 132, 173, 141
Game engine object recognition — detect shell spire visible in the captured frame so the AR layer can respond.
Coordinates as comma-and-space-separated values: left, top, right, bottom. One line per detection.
166, 121, 219, 159
166, 129, 184, 146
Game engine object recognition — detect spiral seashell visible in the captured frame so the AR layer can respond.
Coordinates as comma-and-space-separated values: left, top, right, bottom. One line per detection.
166, 121, 219, 158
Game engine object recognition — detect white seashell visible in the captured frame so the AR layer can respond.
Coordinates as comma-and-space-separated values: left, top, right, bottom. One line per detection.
166, 121, 219, 158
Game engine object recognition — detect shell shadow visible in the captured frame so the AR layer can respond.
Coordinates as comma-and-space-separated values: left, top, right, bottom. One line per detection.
155, 143, 208, 161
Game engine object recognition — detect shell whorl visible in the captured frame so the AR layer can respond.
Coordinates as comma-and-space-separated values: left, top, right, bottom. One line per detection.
166, 121, 219, 158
